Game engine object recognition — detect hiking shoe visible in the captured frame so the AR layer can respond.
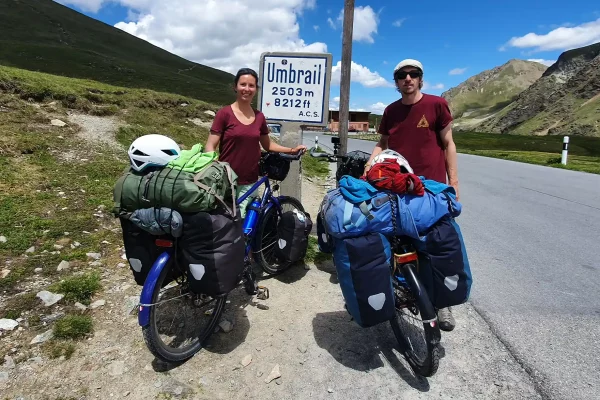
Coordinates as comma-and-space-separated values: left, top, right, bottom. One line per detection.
437, 307, 455, 332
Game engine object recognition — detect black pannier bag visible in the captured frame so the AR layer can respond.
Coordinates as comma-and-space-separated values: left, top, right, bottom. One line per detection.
413, 215, 473, 309
260, 152, 291, 181
177, 210, 245, 297
336, 150, 371, 180
274, 209, 313, 264
119, 217, 180, 286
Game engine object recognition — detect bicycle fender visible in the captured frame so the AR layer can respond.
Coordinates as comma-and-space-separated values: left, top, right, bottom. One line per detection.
138, 251, 171, 327
400, 263, 440, 334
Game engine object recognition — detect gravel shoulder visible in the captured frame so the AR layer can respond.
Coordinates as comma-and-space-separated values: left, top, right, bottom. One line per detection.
1, 176, 542, 400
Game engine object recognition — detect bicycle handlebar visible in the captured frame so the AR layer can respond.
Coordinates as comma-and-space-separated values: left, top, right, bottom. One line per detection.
276, 149, 305, 160
308, 146, 346, 162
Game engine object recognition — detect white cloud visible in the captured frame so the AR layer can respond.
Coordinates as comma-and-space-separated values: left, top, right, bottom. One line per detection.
368, 102, 387, 114
392, 18, 406, 27
329, 96, 340, 111
55, 0, 105, 13
61, 0, 327, 74
527, 58, 556, 66
313, 25, 319, 31
449, 67, 467, 75
502, 18, 600, 52
331, 61, 393, 88
423, 82, 445, 91
335, 6, 380, 43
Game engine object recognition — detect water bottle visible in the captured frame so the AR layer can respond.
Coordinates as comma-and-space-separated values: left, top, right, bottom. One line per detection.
243, 198, 260, 234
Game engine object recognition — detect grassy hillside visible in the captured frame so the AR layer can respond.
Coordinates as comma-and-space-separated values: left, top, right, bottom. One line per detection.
0, 65, 222, 359
442, 60, 547, 129
0, 0, 235, 105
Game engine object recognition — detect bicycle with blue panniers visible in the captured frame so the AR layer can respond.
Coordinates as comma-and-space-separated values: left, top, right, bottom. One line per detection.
309, 136, 472, 377
113, 134, 311, 363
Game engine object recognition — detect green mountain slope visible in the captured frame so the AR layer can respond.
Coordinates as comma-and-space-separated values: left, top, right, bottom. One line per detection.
441, 59, 547, 129
0, 0, 235, 105
476, 42, 600, 137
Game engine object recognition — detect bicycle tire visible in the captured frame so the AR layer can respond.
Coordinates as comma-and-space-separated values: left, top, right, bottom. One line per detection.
253, 196, 305, 275
142, 261, 227, 363
389, 265, 441, 377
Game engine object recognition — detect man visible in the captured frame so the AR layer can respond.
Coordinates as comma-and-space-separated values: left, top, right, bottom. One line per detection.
365, 59, 460, 331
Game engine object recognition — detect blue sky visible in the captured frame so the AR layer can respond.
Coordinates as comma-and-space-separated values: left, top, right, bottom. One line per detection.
56, 0, 600, 114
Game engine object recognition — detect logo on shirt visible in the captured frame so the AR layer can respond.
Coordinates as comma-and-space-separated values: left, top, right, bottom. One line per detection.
417, 114, 429, 128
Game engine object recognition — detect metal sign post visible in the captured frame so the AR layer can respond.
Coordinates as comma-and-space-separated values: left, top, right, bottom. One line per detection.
257, 51, 333, 201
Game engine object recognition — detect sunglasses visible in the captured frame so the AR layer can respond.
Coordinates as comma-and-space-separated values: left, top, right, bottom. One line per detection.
395, 70, 422, 79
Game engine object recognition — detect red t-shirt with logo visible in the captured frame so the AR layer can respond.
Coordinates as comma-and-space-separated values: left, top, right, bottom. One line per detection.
210, 105, 270, 185
377, 94, 453, 183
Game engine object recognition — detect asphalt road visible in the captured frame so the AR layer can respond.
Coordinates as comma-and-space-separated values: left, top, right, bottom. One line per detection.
302, 132, 600, 400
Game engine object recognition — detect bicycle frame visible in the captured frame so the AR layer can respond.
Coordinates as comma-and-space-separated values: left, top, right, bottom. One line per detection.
137, 174, 286, 328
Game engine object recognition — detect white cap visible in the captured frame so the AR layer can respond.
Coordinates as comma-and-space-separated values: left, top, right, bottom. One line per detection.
393, 59, 424, 74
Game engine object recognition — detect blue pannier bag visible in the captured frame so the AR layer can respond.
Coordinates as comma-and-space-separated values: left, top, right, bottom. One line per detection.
413, 215, 473, 309
333, 232, 395, 328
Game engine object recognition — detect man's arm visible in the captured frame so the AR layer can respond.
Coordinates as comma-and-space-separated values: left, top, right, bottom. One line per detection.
439, 124, 459, 200
364, 135, 388, 174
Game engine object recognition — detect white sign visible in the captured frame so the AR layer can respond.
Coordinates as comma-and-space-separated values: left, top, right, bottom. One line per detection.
258, 52, 332, 125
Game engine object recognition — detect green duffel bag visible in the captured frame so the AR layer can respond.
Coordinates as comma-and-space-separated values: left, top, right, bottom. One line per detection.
112, 161, 239, 217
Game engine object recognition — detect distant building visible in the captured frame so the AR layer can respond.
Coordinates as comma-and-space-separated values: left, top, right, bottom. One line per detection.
328, 110, 370, 132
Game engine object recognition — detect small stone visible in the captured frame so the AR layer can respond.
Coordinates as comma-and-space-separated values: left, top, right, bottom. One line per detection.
89, 261, 102, 267
36, 290, 64, 306
4, 355, 15, 369
204, 110, 216, 117
86, 252, 101, 260
328, 388, 334, 393
75, 302, 87, 311
256, 304, 269, 310
90, 299, 106, 309
34, 268, 43, 273
0, 236, 6, 243
0, 319, 18, 331
54, 244, 64, 250
50, 119, 66, 127
57, 260, 70, 271
219, 319, 233, 333
297, 346, 307, 354
117, 263, 126, 268
0, 269, 10, 279
108, 360, 125, 376
25, 246, 35, 253
30, 330, 54, 344
241, 354, 252, 367
0, 371, 9, 383
123, 391, 130, 397
276, 380, 282, 385
264, 364, 281, 384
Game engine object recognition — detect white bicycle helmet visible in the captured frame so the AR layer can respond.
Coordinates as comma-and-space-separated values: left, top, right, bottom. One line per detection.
128, 134, 181, 172
370, 149, 414, 174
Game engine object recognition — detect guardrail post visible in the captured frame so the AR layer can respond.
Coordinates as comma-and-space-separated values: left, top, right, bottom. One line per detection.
561, 136, 569, 165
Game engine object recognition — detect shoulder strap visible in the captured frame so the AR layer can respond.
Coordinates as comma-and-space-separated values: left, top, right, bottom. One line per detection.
192, 162, 236, 217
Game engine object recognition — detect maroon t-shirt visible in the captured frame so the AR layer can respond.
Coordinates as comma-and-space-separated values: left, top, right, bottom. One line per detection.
377, 94, 453, 183
210, 105, 269, 185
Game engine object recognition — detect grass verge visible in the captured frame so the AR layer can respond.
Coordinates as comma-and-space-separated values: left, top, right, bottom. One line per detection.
302, 155, 330, 179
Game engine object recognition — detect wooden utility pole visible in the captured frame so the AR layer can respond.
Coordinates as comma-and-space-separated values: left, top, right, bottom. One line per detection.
338, 0, 354, 166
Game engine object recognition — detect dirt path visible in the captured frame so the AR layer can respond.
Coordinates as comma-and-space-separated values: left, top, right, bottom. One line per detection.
2, 175, 541, 400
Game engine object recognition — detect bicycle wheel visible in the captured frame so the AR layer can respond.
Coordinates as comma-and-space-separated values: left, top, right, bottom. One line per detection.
142, 260, 227, 363
389, 264, 441, 377
253, 196, 305, 275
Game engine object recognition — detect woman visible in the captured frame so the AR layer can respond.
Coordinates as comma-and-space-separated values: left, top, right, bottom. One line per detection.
206, 68, 306, 218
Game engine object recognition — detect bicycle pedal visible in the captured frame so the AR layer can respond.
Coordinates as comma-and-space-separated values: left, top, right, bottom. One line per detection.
256, 286, 270, 300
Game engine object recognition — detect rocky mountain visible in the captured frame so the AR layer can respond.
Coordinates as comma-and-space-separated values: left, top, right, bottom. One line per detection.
476, 42, 600, 137
441, 59, 547, 127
